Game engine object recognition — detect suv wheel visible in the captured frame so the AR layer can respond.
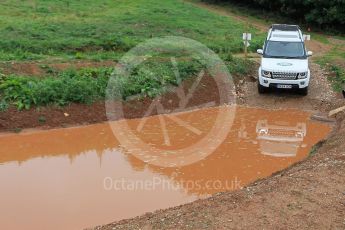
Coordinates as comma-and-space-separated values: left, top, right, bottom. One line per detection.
299, 87, 308, 96
258, 82, 268, 94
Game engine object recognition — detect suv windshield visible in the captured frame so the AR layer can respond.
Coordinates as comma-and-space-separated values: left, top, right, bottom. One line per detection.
264, 41, 306, 59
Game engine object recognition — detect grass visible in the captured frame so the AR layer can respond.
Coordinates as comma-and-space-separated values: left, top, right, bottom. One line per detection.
0, 0, 259, 110
309, 140, 325, 157
309, 33, 330, 45
316, 46, 345, 66
315, 46, 345, 92
328, 66, 345, 92
188, 0, 287, 30
0, 0, 264, 61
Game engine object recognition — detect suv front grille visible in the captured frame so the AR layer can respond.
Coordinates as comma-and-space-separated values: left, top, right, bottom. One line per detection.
272, 72, 298, 80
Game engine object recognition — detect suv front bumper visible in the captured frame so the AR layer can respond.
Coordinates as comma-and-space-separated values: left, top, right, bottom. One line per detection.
258, 76, 310, 89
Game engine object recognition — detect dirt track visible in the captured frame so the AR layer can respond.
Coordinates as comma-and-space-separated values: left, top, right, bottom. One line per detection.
239, 62, 340, 112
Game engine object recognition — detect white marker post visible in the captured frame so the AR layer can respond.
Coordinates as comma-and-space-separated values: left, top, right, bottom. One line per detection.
243, 32, 252, 58
303, 34, 311, 41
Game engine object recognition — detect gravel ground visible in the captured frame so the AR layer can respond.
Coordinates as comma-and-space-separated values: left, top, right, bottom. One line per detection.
239, 62, 341, 113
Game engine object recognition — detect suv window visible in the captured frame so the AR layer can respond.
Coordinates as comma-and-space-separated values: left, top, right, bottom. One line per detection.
264, 41, 306, 59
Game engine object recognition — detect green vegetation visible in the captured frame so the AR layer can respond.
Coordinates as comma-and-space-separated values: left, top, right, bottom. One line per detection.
309, 33, 330, 45
315, 46, 345, 92
0, 0, 264, 61
0, 56, 252, 110
38, 115, 46, 124
202, 0, 345, 33
316, 46, 345, 67
328, 65, 345, 92
13, 128, 22, 133
309, 140, 325, 157
0, 0, 259, 111
0, 99, 8, 111
0, 68, 111, 110
110, 58, 207, 100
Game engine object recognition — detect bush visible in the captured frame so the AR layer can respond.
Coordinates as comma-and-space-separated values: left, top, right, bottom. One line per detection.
203, 0, 345, 32
108, 59, 206, 100
0, 68, 113, 110
0, 60, 208, 109
0, 56, 254, 110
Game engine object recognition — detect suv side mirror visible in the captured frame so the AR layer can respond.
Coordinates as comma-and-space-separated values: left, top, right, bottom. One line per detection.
307, 51, 313, 57
257, 49, 263, 55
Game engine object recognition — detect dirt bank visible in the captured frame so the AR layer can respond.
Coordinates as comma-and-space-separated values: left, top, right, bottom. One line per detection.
1, 61, 341, 133
0, 60, 116, 77
0, 73, 222, 132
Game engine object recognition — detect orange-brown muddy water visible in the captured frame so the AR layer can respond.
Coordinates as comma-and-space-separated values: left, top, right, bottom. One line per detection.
0, 106, 331, 230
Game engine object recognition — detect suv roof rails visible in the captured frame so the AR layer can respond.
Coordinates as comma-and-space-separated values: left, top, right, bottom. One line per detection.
271, 24, 300, 32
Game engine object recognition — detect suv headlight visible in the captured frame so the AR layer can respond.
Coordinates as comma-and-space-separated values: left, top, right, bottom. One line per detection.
298, 71, 308, 79
261, 70, 271, 78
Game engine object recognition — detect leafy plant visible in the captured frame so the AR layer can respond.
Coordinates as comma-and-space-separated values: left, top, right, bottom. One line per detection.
309, 140, 325, 157
0, 58, 213, 109
329, 65, 345, 92
108, 58, 206, 100
0, 68, 113, 110
0, 100, 9, 111
38, 115, 46, 123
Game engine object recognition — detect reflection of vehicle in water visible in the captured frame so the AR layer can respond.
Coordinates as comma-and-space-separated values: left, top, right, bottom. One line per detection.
256, 120, 307, 157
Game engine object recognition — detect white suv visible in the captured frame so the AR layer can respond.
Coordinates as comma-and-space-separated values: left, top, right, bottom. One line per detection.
257, 24, 313, 95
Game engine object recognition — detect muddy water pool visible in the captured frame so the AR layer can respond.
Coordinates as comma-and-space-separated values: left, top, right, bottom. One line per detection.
0, 106, 331, 229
